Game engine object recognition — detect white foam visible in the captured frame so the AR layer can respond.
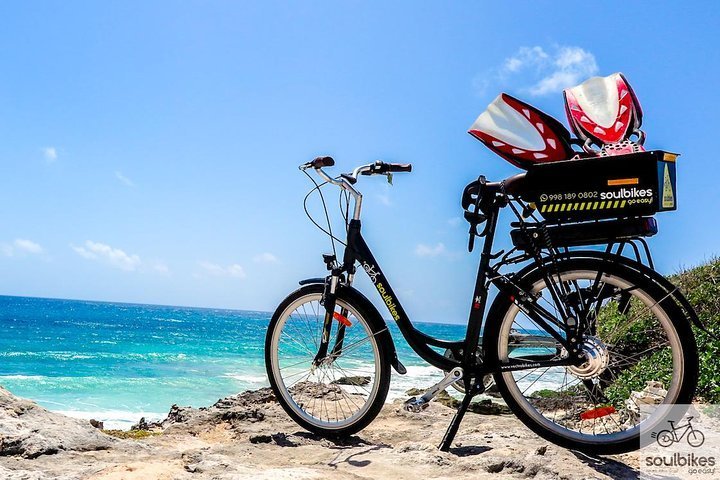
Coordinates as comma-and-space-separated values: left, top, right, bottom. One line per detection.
0, 375, 46, 380
55, 409, 167, 431
223, 373, 268, 384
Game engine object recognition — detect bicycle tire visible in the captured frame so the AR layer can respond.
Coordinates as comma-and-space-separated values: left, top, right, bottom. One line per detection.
265, 284, 391, 437
483, 257, 698, 454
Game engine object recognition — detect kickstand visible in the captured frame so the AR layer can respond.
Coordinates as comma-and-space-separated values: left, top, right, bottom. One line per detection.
438, 392, 473, 452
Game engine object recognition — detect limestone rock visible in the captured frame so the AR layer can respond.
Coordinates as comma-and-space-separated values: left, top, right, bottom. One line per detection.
0, 386, 114, 458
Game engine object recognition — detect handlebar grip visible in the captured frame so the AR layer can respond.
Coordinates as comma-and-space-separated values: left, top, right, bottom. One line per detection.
387, 163, 412, 173
361, 161, 413, 175
311, 156, 335, 168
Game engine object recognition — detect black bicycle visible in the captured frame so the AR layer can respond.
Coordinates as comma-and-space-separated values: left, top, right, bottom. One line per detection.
264, 153, 700, 454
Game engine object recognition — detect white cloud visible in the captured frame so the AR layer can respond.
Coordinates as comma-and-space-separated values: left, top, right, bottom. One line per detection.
475, 44, 599, 97
72, 241, 141, 271
253, 253, 279, 264
2, 238, 45, 256
529, 47, 599, 96
376, 193, 392, 206
502, 46, 549, 74
198, 261, 246, 278
151, 262, 170, 275
447, 217, 462, 227
43, 147, 58, 162
14, 239, 44, 254
415, 243, 447, 258
114, 171, 136, 187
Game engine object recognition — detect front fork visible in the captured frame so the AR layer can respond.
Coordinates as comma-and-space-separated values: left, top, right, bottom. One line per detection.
312, 256, 352, 367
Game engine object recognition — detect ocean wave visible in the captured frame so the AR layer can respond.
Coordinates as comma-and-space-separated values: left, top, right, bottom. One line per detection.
0, 351, 193, 362
0, 374, 47, 380
222, 373, 268, 384
154, 317, 185, 323
55, 409, 167, 431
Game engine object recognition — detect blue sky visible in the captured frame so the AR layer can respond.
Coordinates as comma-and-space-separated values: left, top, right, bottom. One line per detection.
1, 2, 718, 323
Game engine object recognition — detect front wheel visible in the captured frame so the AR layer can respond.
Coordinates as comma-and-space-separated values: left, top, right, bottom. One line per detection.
687, 430, 705, 448
265, 284, 391, 437
484, 257, 698, 454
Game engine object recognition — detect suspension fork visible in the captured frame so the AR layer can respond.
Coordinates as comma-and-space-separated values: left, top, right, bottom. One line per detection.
312, 271, 342, 366
312, 262, 357, 365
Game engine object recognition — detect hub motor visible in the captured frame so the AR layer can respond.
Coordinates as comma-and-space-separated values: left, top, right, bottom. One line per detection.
563, 336, 610, 379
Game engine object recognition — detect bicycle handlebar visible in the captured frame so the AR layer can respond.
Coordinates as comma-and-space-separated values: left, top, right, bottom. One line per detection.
301, 157, 412, 220
306, 156, 335, 169
360, 160, 412, 175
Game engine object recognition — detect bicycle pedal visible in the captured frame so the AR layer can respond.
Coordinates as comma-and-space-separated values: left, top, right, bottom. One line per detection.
403, 396, 430, 413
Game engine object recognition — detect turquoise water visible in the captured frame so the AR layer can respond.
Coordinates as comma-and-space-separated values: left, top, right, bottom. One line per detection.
0, 295, 470, 428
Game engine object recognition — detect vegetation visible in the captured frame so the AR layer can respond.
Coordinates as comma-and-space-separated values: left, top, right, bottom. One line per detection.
671, 257, 720, 402
602, 257, 720, 404
529, 258, 719, 406
102, 429, 162, 440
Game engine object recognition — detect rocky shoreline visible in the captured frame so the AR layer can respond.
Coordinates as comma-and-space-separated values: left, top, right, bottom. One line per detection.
0, 385, 641, 479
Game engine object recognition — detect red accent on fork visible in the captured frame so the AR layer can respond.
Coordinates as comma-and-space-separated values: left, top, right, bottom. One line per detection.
333, 312, 352, 327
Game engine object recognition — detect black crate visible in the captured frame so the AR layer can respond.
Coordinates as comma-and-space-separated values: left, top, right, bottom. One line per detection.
523, 150, 678, 221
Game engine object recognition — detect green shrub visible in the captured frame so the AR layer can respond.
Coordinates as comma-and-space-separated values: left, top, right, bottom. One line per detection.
670, 258, 720, 403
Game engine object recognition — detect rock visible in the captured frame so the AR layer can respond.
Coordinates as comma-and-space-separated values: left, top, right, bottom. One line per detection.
158, 388, 278, 434
468, 399, 511, 415
405, 388, 510, 415
535, 445, 547, 455
212, 388, 276, 409
405, 388, 423, 396
130, 416, 164, 431
89, 419, 104, 430
249, 434, 273, 444
0, 386, 114, 458
331, 376, 370, 386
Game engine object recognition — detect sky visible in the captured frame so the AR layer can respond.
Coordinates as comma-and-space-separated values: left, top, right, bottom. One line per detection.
1, 1, 718, 323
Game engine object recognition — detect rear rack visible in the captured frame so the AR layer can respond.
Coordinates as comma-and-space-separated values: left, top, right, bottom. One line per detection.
510, 217, 658, 251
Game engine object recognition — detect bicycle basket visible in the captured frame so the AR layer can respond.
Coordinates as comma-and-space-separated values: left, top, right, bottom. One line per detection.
523, 150, 678, 221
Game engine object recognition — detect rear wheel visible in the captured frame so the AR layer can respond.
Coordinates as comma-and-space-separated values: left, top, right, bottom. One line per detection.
265, 284, 391, 437
484, 258, 698, 454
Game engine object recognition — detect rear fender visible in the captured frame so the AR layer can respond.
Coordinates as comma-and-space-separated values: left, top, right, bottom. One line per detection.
487, 251, 708, 337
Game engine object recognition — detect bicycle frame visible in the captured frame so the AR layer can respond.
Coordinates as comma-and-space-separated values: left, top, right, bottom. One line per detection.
326, 199, 579, 390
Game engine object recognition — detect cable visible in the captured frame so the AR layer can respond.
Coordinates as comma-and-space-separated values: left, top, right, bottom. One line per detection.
301, 170, 346, 257
339, 189, 351, 233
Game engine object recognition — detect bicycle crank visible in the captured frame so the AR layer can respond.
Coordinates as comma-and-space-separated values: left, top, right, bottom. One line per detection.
404, 367, 463, 413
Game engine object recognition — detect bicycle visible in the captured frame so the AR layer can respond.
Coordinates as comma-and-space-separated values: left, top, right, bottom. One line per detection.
655, 416, 705, 448
264, 155, 700, 454
265, 72, 707, 454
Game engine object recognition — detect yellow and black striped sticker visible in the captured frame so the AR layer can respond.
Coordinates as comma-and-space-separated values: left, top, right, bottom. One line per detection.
539, 200, 627, 213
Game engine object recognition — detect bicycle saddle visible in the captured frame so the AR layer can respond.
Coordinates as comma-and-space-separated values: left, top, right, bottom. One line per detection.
469, 93, 575, 169
563, 72, 644, 155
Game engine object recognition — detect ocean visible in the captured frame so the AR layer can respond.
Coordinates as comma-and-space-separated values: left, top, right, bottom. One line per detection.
0, 295, 564, 430
0, 295, 468, 429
